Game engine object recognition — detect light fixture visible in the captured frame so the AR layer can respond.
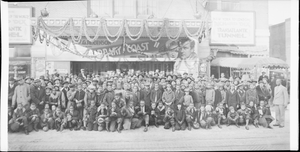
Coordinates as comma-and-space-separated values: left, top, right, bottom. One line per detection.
41, 8, 49, 17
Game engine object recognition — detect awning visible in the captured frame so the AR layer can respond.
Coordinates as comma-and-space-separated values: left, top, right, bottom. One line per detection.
211, 57, 289, 69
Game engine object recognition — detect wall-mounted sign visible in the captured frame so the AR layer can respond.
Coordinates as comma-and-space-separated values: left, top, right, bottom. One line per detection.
9, 7, 32, 44
210, 11, 255, 45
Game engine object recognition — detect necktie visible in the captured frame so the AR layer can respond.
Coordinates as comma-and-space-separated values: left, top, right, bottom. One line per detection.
155, 91, 157, 103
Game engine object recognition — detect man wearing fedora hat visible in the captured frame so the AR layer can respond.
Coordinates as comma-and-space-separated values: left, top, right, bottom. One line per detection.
226, 84, 240, 111
30, 79, 46, 112
140, 82, 151, 107
12, 76, 31, 110
205, 83, 215, 106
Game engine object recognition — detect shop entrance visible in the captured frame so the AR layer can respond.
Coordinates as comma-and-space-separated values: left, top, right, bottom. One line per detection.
71, 61, 175, 75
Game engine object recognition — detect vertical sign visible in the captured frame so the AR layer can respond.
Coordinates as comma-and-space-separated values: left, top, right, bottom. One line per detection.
211, 11, 255, 45
9, 7, 32, 44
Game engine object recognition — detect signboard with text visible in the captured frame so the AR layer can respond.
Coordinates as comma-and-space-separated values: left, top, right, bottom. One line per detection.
9, 7, 32, 44
210, 11, 255, 45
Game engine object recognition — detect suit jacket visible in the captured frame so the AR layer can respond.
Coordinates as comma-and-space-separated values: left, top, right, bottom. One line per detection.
237, 90, 246, 104
96, 90, 106, 107
174, 109, 185, 122
65, 109, 80, 120
86, 106, 98, 122
135, 105, 151, 117
84, 91, 97, 107
13, 108, 27, 120
214, 89, 222, 108
8, 84, 17, 100
185, 107, 198, 120
108, 107, 121, 120
150, 89, 163, 104
140, 89, 151, 107
226, 90, 239, 109
30, 86, 46, 106
102, 91, 115, 107
273, 85, 289, 105
156, 106, 166, 118
131, 91, 141, 107
256, 86, 271, 101
174, 89, 185, 105
162, 90, 175, 104
245, 89, 259, 105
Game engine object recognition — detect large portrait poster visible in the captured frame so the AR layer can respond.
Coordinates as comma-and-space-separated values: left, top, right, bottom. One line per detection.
210, 11, 255, 45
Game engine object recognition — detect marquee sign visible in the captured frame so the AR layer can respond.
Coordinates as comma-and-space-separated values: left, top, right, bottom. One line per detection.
210, 11, 255, 45
9, 7, 32, 44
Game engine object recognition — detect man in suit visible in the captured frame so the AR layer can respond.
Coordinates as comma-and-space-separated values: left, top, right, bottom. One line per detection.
246, 83, 260, 106
30, 79, 46, 112
8, 78, 17, 107
12, 77, 31, 110
140, 83, 151, 107
258, 72, 269, 83
65, 105, 81, 130
174, 85, 184, 108
150, 83, 163, 105
273, 79, 289, 128
256, 81, 271, 105
226, 84, 240, 110
131, 86, 141, 108
237, 84, 246, 107
135, 100, 150, 132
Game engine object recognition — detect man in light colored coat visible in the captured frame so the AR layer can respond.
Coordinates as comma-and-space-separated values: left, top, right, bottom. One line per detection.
12, 77, 31, 110
273, 79, 289, 128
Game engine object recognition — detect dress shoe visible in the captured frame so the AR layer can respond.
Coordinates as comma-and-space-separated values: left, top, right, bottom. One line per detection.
144, 127, 148, 132
155, 124, 159, 128
245, 126, 249, 130
235, 124, 240, 128
218, 125, 222, 129
267, 126, 273, 129
273, 124, 280, 126
279, 125, 284, 128
25, 130, 29, 135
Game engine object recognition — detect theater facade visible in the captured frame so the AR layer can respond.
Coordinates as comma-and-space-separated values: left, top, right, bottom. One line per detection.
8, 0, 270, 79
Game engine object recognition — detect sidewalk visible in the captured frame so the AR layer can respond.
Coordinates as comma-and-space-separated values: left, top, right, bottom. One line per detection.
8, 109, 290, 151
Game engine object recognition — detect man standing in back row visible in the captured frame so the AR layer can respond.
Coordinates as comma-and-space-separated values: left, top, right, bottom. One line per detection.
273, 79, 289, 128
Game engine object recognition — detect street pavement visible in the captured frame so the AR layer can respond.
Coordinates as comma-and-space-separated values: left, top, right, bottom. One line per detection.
8, 107, 290, 151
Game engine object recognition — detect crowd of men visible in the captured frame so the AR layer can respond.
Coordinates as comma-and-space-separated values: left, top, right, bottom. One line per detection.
8, 69, 289, 135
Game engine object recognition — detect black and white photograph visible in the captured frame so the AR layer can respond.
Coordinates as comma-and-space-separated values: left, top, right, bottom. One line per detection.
0, 0, 298, 151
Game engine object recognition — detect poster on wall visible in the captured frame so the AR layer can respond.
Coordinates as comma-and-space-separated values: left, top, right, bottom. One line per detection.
33, 58, 46, 78
8, 7, 32, 44
210, 11, 255, 45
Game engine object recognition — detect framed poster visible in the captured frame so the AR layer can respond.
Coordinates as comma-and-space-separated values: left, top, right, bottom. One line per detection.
8, 6, 32, 44
210, 11, 255, 45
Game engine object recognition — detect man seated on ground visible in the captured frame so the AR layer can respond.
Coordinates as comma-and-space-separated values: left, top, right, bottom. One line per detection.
163, 106, 176, 132
65, 105, 81, 131
237, 102, 251, 130
174, 103, 186, 131
135, 100, 150, 132
149, 102, 159, 128
227, 106, 240, 128
9, 103, 29, 135
257, 100, 274, 129
108, 102, 123, 133
53, 107, 66, 132
27, 103, 41, 132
